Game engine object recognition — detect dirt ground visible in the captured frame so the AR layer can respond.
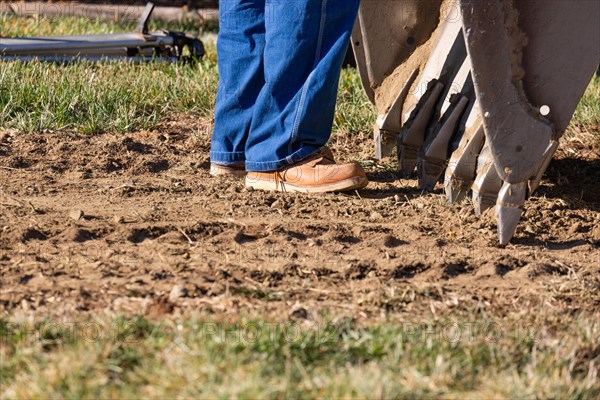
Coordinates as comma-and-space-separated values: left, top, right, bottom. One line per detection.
1, 118, 599, 322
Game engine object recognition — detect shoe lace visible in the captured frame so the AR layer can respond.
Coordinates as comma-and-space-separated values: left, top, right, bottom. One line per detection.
275, 171, 287, 192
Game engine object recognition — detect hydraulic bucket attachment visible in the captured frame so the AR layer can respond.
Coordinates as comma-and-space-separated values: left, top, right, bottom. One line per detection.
0, 3, 204, 63
352, 0, 600, 244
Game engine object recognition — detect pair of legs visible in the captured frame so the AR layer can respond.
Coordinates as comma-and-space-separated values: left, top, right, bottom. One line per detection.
210, 0, 360, 173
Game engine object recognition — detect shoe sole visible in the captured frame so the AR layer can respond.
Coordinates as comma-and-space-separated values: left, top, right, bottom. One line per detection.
210, 164, 246, 178
246, 176, 368, 193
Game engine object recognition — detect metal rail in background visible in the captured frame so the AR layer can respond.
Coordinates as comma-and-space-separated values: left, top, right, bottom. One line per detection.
0, 2, 204, 63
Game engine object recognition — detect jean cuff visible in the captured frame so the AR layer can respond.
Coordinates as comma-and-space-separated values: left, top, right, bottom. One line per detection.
210, 151, 246, 165
245, 146, 321, 172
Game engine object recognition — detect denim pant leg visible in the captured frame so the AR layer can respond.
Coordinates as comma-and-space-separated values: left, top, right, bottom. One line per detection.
210, 0, 266, 166
244, 0, 360, 172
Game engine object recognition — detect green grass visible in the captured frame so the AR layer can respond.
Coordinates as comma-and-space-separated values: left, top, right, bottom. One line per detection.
0, 16, 218, 135
0, 14, 209, 37
0, 60, 218, 134
335, 67, 376, 135
570, 76, 600, 137
1, 315, 598, 399
3, 14, 595, 139
0, 15, 374, 136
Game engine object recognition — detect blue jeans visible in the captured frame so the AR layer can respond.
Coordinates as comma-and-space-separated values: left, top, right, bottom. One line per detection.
210, 0, 360, 172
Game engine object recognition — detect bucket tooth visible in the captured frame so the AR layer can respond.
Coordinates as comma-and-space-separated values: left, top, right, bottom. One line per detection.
444, 122, 484, 203
374, 70, 418, 160
374, 128, 398, 161
529, 140, 559, 194
418, 95, 469, 191
471, 146, 503, 215
496, 182, 527, 245
397, 17, 467, 178
398, 80, 444, 177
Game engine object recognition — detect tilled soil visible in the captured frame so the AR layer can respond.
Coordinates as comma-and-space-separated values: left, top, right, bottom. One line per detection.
1, 117, 599, 322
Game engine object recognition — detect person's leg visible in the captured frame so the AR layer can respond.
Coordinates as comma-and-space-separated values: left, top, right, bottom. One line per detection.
244, 0, 360, 172
210, 0, 266, 169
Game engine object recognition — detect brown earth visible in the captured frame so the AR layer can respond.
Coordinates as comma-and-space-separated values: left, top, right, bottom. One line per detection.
0, 118, 599, 323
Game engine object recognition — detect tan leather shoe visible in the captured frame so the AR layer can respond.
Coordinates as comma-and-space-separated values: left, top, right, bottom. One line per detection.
319, 146, 336, 163
246, 149, 368, 193
210, 163, 246, 177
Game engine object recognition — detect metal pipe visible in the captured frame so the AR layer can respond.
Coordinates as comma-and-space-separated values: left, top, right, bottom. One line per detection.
0, 33, 172, 55
0, 55, 178, 63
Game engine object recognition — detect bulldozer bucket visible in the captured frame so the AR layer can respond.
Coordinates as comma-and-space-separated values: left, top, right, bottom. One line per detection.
352, 0, 600, 244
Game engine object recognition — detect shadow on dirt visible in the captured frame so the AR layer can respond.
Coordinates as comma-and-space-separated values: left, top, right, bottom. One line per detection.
512, 237, 591, 250
540, 157, 600, 210
358, 185, 428, 200
366, 169, 400, 183
364, 157, 600, 209
361, 169, 437, 200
